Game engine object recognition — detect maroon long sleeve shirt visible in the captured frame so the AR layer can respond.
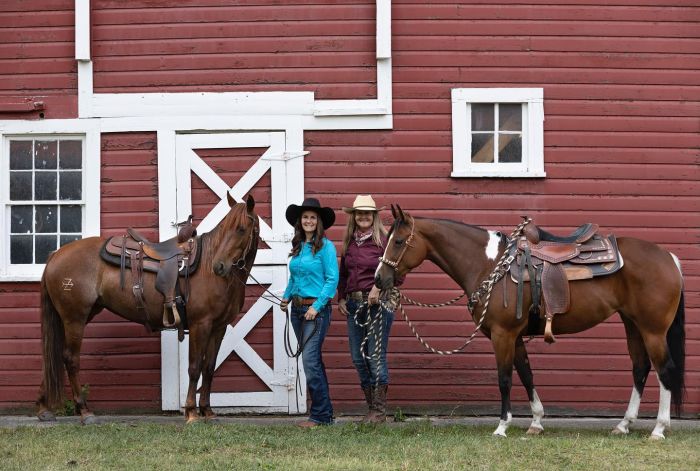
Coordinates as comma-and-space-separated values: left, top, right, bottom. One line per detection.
338, 236, 403, 299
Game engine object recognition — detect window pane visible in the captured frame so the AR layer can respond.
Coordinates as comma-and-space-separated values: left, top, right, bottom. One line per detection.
35, 235, 57, 263
35, 140, 58, 169
10, 235, 33, 264
471, 104, 494, 131
10, 206, 33, 233
59, 172, 82, 200
35, 172, 57, 200
59, 140, 82, 169
499, 104, 522, 131
60, 205, 82, 232
471, 133, 494, 163
10, 141, 32, 170
60, 235, 82, 247
499, 134, 522, 163
35, 205, 58, 233
10, 171, 32, 200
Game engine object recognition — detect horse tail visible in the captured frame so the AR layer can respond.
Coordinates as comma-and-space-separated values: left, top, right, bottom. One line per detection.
40, 270, 65, 409
666, 289, 685, 417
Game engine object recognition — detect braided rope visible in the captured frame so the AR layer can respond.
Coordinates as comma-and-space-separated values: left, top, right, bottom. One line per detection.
397, 217, 531, 355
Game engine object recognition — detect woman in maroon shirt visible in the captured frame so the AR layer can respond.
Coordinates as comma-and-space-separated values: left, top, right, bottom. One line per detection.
338, 195, 398, 423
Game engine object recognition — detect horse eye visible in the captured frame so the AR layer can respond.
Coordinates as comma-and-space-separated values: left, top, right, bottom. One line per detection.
394, 238, 404, 245
237, 225, 246, 234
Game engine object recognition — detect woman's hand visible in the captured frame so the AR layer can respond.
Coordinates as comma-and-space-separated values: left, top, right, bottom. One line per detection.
338, 299, 349, 316
368, 286, 381, 305
280, 299, 289, 312
305, 306, 318, 321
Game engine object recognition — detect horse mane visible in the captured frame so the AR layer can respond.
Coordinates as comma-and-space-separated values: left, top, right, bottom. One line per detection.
389, 213, 487, 237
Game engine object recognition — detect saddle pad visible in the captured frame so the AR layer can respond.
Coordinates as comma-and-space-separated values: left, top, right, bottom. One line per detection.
100, 236, 202, 276
510, 235, 623, 283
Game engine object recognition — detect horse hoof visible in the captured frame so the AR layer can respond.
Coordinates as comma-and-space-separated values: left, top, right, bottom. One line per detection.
81, 414, 97, 425
526, 426, 543, 435
649, 433, 665, 441
37, 411, 56, 422
492, 431, 507, 438
185, 416, 200, 425
611, 427, 628, 436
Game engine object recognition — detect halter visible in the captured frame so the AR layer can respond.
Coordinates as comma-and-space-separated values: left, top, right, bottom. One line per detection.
378, 217, 415, 270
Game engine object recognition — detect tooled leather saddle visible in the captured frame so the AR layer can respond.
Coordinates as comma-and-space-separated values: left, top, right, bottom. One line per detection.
100, 216, 200, 340
509, 219, 623, 343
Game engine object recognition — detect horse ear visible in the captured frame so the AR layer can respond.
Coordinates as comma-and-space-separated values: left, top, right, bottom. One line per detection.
246, 194, 255, 212
390, 204, 398, 220
226, 191, 236, 208
396, 204, 406, 221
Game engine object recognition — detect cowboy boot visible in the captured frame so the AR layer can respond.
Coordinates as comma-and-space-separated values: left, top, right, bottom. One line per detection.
367, 384, 388, 424
360, 386, 374, 423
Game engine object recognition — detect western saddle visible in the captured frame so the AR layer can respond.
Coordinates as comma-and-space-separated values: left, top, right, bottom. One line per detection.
101, 216, 199, 340
510, 219, 622, 343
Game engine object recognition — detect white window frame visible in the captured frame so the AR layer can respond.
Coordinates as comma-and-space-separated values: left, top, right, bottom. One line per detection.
0, 125, 100, 281
451, 88, 545, 178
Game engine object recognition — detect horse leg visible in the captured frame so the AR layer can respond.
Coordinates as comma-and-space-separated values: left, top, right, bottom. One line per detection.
491, 329, 517, 437
612, 315, 651, 435
641, 333, 676, 440
514, 337, 544, 435
184, 322, 210, 424
199, 325, 226, 420
62, 321, 96, 425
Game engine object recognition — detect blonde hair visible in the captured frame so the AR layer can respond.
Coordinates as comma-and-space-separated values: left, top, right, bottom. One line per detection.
341, 211, 387, 255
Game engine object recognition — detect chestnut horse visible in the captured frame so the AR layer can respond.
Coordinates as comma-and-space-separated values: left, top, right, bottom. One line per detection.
37, 193, 259, 424
375, 206, 685, 439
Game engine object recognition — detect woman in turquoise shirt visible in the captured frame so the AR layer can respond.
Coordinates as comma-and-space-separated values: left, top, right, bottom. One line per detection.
280, 197, 339, 427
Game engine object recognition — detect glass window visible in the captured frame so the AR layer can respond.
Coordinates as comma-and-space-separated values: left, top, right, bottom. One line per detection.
5, 138, 84, 267
451, 88, 545, 178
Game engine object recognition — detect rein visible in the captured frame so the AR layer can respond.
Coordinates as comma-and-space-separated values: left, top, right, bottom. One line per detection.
388, 217, 531, 355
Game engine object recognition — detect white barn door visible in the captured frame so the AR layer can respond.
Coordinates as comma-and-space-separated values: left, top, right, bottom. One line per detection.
162, 131, 304, 413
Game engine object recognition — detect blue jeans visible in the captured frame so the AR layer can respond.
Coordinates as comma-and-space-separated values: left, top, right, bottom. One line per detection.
346, 299, 394, 388
290, 303, 333, 424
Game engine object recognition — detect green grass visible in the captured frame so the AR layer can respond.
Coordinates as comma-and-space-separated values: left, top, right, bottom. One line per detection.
1, 422, 698, 470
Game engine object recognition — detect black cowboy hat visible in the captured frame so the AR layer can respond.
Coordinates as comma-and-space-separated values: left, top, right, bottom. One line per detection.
285, 197, 336, 229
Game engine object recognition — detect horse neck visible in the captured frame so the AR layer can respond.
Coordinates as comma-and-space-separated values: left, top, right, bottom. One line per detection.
418, 219, 500, 294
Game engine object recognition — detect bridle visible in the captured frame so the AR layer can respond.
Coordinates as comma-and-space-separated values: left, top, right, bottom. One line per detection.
378, 217, 415, 270
228, 213, 259, 276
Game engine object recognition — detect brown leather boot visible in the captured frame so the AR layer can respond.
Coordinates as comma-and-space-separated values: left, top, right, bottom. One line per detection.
360, 386, 374, 423
366, 384, 388, 424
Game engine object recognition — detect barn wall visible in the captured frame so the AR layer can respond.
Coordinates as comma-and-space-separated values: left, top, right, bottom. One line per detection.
310, 0, 700, 415
0, 0, 697, 416
0, 0, 78, 118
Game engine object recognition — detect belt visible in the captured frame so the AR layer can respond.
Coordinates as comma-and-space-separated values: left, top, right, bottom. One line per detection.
346, 290, 369, 302
292, 296, 316, 307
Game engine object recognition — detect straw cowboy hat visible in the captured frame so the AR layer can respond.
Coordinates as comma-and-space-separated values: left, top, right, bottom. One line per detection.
285, 197, 336, 229
342, 195, 386, 214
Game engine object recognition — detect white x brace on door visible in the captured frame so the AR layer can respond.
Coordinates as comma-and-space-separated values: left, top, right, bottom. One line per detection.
163, 131, 304, 413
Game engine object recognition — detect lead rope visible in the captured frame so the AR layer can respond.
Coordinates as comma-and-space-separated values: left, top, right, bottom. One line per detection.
396, 218, 531, 355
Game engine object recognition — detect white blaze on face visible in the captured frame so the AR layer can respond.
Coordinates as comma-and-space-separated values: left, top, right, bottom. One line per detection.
485, 230, 500, 261
375, 230, 395, 279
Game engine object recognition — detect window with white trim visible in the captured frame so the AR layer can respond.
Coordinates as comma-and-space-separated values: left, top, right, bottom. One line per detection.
1, 135, 96, 280
451, 88, 545, 178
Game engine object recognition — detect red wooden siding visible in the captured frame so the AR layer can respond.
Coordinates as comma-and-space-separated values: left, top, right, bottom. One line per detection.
0, 1, 697, 416
0, 0, 77, 118
91, 0, 377, 99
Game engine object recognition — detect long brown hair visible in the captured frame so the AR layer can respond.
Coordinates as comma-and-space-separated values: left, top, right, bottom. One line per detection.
341, 211, 387, 256
289, 216, 326, 257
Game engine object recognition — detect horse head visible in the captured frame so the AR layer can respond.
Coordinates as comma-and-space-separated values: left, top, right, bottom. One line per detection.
212, 193, 259, 277
375, 204, 427, 290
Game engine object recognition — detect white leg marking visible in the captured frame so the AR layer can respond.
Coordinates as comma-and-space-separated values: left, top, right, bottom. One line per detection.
528, 390, 545, 433
614, 387, 641, 435
651, 373, 671, 440
493, 412, 511, 437
485, 230, 500, 261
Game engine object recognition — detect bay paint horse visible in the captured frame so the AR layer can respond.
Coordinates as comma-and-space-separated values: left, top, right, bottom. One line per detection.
37, 193, 259, 424
375, 206, 685, 439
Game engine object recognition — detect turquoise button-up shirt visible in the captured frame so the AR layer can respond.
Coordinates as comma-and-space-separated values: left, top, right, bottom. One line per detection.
283, 238, 339, 312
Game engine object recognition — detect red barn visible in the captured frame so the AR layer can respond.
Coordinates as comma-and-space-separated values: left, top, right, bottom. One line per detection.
0, 0, 697, 420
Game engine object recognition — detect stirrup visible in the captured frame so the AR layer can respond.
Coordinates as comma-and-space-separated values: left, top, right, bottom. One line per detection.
544, 314, 556, 344
162, 303, 181, 328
